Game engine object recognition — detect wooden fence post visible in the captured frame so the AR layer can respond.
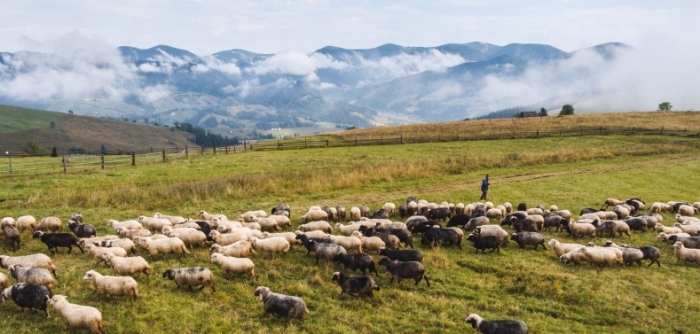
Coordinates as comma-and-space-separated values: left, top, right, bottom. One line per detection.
131, 152, 136, 166
62, 155, 68, 173
225, 146, 229, 154
401, 134, 403, 144
684, 128, 687, 136
8, 155, 12, 180
213, 146, 216, 155
162, 149, 166, 162
278, 140, 281, 149
101, 155, 105, 170
150, 147, 153, 153
185, 146, 188, 157
326, 139, 329, 147
305, 138, 307, 148
661, 127, 664, 135
233, 145, 236, 153
355, 137, 357, 146
201, 146, 204, 155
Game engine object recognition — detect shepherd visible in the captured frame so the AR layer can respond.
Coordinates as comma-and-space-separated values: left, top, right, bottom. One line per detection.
480, 174, 490, 200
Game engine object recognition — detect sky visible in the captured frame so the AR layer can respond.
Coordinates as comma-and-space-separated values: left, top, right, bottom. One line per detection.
0, 0, 697, 56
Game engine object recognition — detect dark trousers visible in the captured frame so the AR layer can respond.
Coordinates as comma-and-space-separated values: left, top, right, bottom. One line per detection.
480, 189, 488, 200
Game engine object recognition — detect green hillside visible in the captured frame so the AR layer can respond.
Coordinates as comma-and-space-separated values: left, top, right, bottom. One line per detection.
0, 104, 195, 154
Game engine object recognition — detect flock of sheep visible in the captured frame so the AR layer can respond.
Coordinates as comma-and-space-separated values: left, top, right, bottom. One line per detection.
1, 197, 700, 333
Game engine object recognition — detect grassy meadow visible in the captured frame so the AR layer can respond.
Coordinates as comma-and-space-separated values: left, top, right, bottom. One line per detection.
1, 128, 700, 333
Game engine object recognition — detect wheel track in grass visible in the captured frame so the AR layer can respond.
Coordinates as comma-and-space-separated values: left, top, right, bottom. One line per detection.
311, 154, 700, 208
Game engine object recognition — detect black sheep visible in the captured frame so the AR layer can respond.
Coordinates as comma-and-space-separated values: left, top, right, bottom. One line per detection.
543, 216, 568, 233
331, 272, 379, 297
426, 207, 451, 221
465, 313, 528, 334
516, 203, 527, 211
467, 234, 500, 254
511, 232, 546, 250
410, 221, 442, 235
499, 212, 527, 226
1, 283, 52, 318
637, 246, 662, 267
421, 228, 443, 249
378, 257, 429, 287
398, 203, 409, 218
471, 204, 487, 219
295, 233, 332, 256
379, 248, 423, 262
194, 221, 213, 241
446, 214, 470, 228
32, 231, 83, 254
579, 208, 598, 215
333, 253, 379, 275
624, 217, 648, 232
370, 209, 390, 219
67, 221, 97, 238
511, 217, 538, 232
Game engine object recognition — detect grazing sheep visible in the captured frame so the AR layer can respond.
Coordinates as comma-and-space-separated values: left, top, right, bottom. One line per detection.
604, 241, 661, 267
116, 227, 152, 239
467, 234, 501, 254
333, 253, 379, 275
8, 265, 56, 290
0, 272, 7, 292
78, 235, 120, 248
678, 205, 697, 217
410, 221, 443, 235
526, 208, 543, 216
548, 239, 585, 257
254, 286, 309, 322
261, 232, 298, 247
295, 233, 333, 256
210, 241, 255, 258
463, 216, 490, 231
485, 208, 503, 221
0, 254, 58, 278
210, 253, 255, 277
135, 237, 189, 258
37, 216, 62, 233
360, 206, 371, 218
0, 217, 15, 229
361, 227, 402, 250
335, 223, 362, 236
153, 212, 186, 224
100, 253, 153, 278
3, 224, 21, 251
405, 215, 429, 230
326, 235, 363, 253
199, 210, 228, 222
107, 219, 143, 231
82, 270, 139, 299
464, 313, 528, 334
2, 283, 52, 318
675, 214, 700, 225
511, 232, 546, 250
576, 247, 621, 269
167, 229, 208, 249
97, 238, 137, 255
84, 244, 127, 266
655, 223, 683, 235
331, 272, 379, 297
48, 295, 104, 334
138, 216, 172, 232
667, 235, 700, 249
15, 215, 37, 233
657, 232, 691, 243
300, 210, 329, 224
446, 214, 470, 229
673, 241, 700, 265
309, 240, 347, 265
675, 223, 700, 236
569, 221, 597, 238
67, 221, 97, 238
162, 267, 215, 293
349, 207, 362, 221
600, 220, 631, 238
33, 231, 83, 254
298, 220, 333, 233
511, 217, 539, 232
613, 206, 631, 220
378, 257, 429, 287
473, 225, 511, 246
351, 231, 386, 254
249, 237, 291, 258
603, 198, 624, 209
421, 228, 462, 249
543, 216, 568, 233
624, 217, 648, 232
208, 230, 248, 246
426, 207, 451, 221
559, 247, 588, 265
649, 202, 671, 213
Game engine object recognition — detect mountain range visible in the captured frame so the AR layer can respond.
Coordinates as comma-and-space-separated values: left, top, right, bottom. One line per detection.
0, 41, 633, 133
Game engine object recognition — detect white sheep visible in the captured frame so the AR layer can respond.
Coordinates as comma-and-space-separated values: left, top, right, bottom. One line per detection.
199, 210, 228, 221
162, 267, 215, 292
657, 232, 691, 243
674, 241, 700, 265
135, 237, 189, 258
604, 198, 624, 208
346, 207, 360, 221
37, 216, 62, 233
577, 247, 621, 268
0, 254, 58, 278
676, 214, 700, 225
674, 223, 700, 235
209, 241, 255, 257
153, 212, 185, 224
383, 202, 396, 216
294, 230, 329, 239
678, 205, 697, 217
78, 235, 120, 248
253, 217, 279, 231
209, 230, 248, 246
0, 272, 8, 291
603, 241, 646, 267
240, 210, 268, 222
298, 220, 333, 233
526, 208, 543, 216
96, 238, 136, 254
100, 253, 153, 278
326, 235, 363, 253
548, 239, 586, 257
0, 217, 15, 229
167, 229, 208, 248
472, 225, 511, 245
15, 215, 37, 233
301, 210, 329, 223
335, 223, 361, 236
351, 231, 385, 253
559, 247, 588, 265
210, 253, 255, 277
48, 295, 104, 334
568, 221, 597, 238
649, 202, 671, 213
261, 232, 299, 247
485, 208, 503, 221
268, 215, 291, 229
85, 244, 128, 266
116, 227, 152, 239
107, 219, 143, 231
138, 216, 172, 232
655, 223, 683, 235
249, 237, 290, 258
8, 265, 56, 290
82, 270, 139, 299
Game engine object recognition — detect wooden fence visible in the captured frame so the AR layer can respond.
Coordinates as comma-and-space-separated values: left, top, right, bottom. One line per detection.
2, 126, 699, 179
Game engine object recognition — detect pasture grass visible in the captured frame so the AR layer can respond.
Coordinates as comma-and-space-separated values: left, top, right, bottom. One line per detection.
1, 134, 700, 333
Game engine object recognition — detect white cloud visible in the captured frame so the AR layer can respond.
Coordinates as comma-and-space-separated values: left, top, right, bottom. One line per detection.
249, 51, 348, 76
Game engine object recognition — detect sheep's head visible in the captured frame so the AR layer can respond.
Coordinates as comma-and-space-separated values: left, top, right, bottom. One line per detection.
254, 286, 270, 300
32, 231, 44, 239
673, 241, 683, 249
378, 257, 390, 266
464, 314, 482, 329
47, 295, 67, 307
331, 272, 342, 282
210, 253, 222, 264
1, 287, 12, 303
82, 270, 97, 281
547, 239, 558, 247
162, 269, 175, 279
209, 244, 221, 253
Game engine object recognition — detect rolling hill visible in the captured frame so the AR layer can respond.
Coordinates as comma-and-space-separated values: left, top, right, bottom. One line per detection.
0, 104, 194, 154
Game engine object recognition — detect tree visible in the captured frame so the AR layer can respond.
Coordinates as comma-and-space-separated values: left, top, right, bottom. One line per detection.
658, 102, 673, 111
100, 144, 108, 155
50, 121, 56, 128
22, 140, 47, 156
560, 104, 575, 116
539, 108, 548, 117
51, 146, 58, 157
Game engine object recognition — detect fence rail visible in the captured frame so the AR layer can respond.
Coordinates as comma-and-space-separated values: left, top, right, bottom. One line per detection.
2, 126, 699, 180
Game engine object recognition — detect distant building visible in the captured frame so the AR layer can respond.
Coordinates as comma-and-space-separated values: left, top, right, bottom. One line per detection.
515, 111, 538, 118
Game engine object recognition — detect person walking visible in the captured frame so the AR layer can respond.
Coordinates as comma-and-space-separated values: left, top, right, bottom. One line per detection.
480, 174, 490, 200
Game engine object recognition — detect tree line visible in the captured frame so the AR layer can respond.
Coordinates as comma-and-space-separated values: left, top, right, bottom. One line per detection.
172, 122, 241, 147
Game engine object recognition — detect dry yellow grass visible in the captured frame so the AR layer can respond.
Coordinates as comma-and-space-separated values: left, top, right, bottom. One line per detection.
335, 111, 700, 140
